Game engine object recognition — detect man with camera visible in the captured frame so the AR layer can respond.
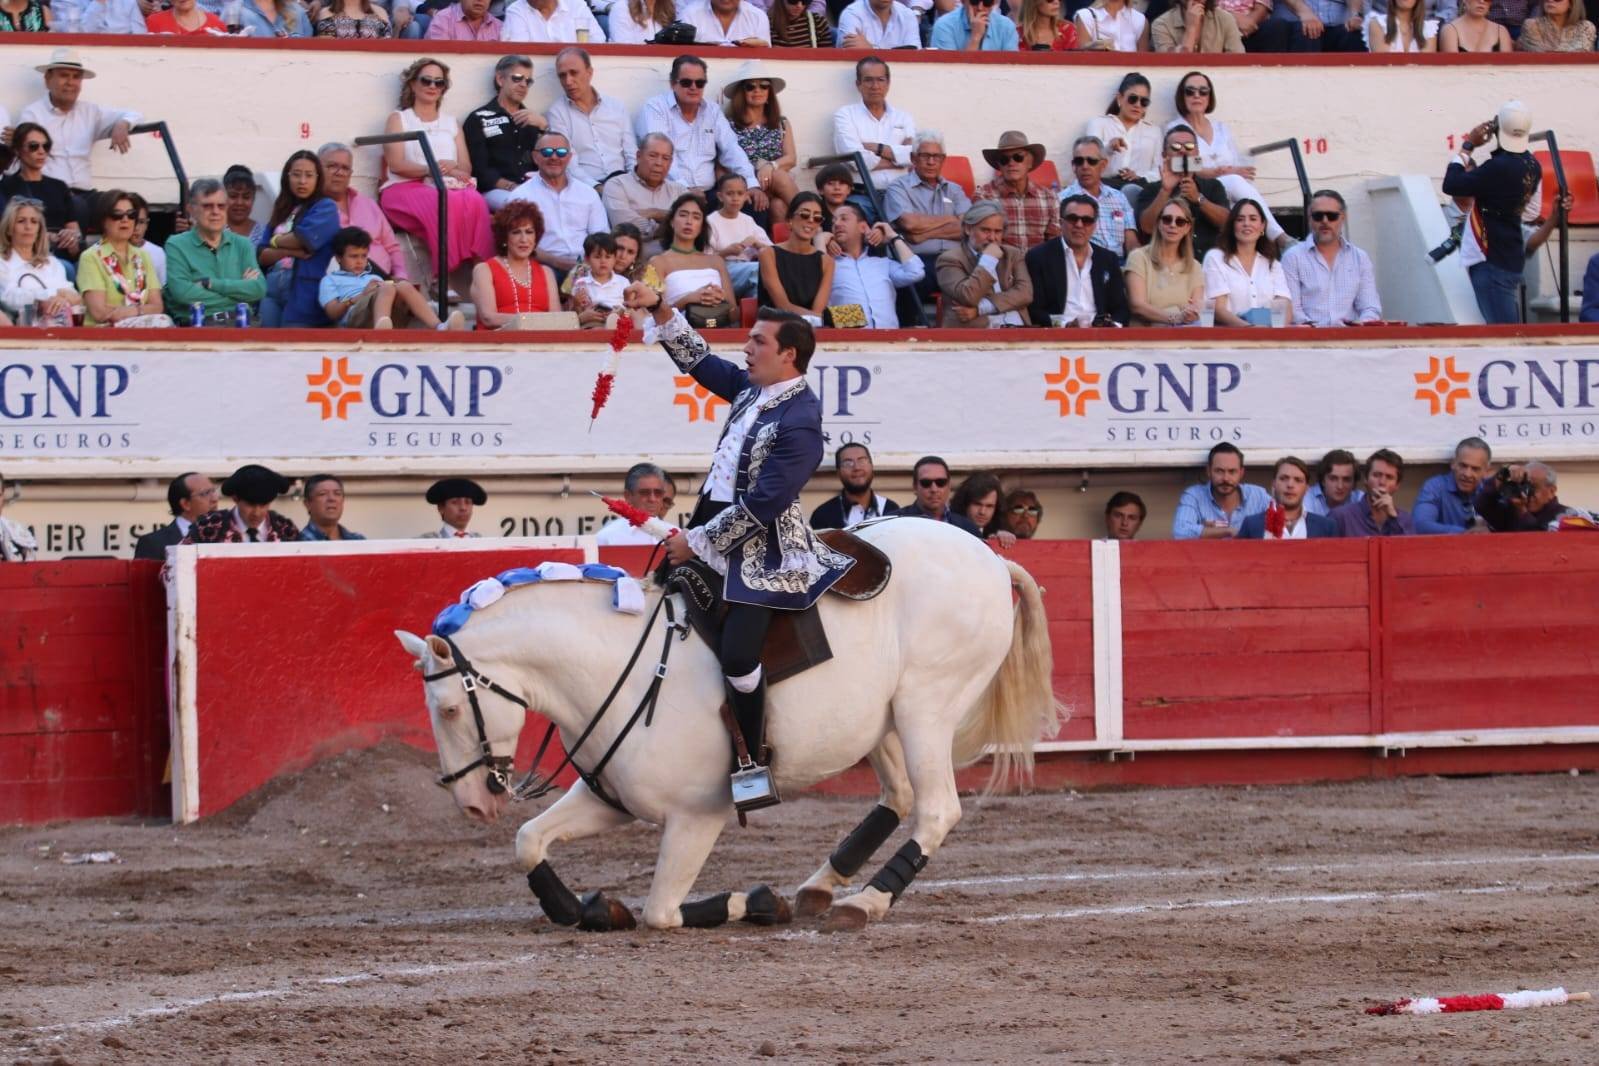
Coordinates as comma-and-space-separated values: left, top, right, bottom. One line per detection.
1441, 101, 1542, 325
1472, 462, 1573, 533
1135, 125, 1230, 258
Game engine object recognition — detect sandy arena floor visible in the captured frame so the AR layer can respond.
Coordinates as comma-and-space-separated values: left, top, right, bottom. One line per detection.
3, 745, 1597, 1065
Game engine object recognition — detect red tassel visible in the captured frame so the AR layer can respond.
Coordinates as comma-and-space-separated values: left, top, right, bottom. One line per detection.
598, 495, 654, 528
608, 313, 634, 352
1264, 502, 1285, 538
589, 372, 614, 422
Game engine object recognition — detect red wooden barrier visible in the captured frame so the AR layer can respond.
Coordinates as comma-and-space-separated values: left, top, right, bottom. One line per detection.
1, 560, 166, 823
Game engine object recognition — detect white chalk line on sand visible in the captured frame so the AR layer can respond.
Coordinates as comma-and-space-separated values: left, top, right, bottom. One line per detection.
918, 851, 1599, 891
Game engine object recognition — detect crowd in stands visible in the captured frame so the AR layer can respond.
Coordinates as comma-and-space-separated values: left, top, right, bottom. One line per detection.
0, 37, 1592, 329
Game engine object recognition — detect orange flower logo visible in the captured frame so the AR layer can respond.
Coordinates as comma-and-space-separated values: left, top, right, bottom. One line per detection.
673, 375, 728, 423
1413, 355, 1471, 416
306, 357, 365, 420
1043, 356, 1102, 417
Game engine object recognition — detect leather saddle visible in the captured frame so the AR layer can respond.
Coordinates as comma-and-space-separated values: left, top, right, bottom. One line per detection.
666, 528, 891, 685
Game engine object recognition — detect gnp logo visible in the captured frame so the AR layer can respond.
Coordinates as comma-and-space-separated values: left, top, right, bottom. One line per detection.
1041, 355, 1245, 443
0, 361, 135, 453
1415, 352, 1599, 443
306, 355, 509, 450
673, 364, 879, 444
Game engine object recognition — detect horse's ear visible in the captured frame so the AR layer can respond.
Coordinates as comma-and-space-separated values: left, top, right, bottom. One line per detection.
395, 630, 430, 661
425, 634, 453, 662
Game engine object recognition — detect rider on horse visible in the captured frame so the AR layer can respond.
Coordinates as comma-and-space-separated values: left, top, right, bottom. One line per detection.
624, 283, 854, 810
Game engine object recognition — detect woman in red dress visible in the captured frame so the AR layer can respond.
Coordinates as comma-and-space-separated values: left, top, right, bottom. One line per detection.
470, 201, 562, 330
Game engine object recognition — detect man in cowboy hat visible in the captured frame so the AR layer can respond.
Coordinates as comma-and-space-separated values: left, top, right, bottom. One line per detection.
975, 130, 1059, 250
20, 49, 141, 225
183, 465, 301, 544
422, 478, 488, 538
622, 280, 854, 811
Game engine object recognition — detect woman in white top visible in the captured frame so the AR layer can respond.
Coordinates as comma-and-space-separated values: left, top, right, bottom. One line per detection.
1203, 199, 1291, 327
1074, 0, 1149, 49
1365, 0, 1439, 51
378, 57, 495, 274
647, 193, 740, 326
607, 0, 673, 42
0, 198, 79, 326
1084, 73, 1163, 194
1170, 70, 1288, 246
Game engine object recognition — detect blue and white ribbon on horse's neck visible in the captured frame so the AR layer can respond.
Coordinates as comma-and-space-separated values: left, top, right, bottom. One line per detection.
432, 562, 647, 637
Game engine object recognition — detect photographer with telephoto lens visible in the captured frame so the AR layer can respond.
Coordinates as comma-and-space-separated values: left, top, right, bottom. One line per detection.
1471, 460, 1575, 532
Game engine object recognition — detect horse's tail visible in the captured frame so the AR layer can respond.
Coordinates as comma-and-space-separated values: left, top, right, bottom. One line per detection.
952, 559, 1064, 794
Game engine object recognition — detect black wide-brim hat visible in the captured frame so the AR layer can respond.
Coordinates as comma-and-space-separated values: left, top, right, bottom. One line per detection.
221, 464, 293, 505
426, 477, 487, 506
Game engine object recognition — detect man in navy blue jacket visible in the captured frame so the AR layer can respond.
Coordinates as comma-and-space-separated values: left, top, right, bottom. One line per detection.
1240, 457, 1338, 540
628, 282, 854, 807
1442, 101, 1542, 325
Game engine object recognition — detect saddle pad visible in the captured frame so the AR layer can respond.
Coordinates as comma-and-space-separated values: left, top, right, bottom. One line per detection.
817, 528, 892, 601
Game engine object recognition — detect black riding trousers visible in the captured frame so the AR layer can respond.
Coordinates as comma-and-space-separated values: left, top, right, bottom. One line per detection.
720, 602, 773, 680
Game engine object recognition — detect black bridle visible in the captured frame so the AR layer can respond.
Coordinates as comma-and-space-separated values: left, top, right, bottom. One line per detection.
425, 593, 686, 807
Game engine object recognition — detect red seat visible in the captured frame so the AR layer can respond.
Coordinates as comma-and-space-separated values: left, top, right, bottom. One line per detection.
740, 296, 756, 325
1029, 160, 1061, 192
1534, 150, 1599, 226
943, 155, 975, 199
772, 221, 790, 243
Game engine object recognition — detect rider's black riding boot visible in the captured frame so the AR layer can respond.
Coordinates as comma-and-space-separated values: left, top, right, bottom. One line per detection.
726, 678, 780, 813
728, 677, 769, 765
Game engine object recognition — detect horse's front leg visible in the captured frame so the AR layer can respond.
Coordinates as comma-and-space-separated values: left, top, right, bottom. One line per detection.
642, 810, 790, 930
795, 731, 913, 918
515, 781, 637, 931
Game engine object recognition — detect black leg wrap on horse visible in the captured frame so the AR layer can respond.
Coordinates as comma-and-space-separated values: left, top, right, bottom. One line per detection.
829, 804, 902, 878
527, 860, 581, 927
866, 840, 928, 904
679, 891, 732, 928
577, 890, 617, 932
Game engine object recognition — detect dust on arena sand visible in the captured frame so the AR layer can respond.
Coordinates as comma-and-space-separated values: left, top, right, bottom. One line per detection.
3, 743, 1597, 1065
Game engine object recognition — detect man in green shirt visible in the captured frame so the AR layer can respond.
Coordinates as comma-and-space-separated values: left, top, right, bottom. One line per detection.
165, 178, 267, 325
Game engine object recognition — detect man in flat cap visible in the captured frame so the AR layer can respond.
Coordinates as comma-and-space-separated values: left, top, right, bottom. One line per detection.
935, 200, 1032, 328
422, 477, 487, 538
184, 464, 301, 544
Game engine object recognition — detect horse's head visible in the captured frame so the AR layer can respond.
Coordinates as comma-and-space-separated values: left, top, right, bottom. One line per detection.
396, 629, 528, 825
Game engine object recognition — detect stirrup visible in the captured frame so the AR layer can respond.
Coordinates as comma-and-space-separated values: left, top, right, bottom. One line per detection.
730, 754, 781, 814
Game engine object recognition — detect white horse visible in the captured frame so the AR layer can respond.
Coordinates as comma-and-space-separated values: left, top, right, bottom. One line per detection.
395, 516, 1057, 932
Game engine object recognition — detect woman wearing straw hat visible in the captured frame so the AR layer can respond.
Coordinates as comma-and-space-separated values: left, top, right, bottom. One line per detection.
723, 61, 796, 224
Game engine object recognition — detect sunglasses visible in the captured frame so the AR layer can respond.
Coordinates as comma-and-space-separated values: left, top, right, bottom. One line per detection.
791, 211, 823, 222
22, 140, 50, 152
971, 0, 998, 6
9, 196, 44, 209
677, 77, 708, 89
1183, 84, 1211, 97
918, 477, 950, 489
416, 75, 447, 88
1169, 142, 1197, 153
1071, 156, 1103, 167
505, 74, 532, 85
1158, 214, 1192, 227
1310, 210, 1343, 222
107, 209, 137, 221
1064, 213, 1097, 225
746, 81, 773, 90
538, 146, 571, 158
1010, 506, 1041, 517
1124, 94, 1150, 107
1000, 152, 1030, 165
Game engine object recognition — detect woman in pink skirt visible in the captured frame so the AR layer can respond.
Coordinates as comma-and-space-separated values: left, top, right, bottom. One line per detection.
378, 57, 495, 277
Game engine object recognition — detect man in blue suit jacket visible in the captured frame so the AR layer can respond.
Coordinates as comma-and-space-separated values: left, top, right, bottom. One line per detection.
628, 282, 854, 808
1239, 456, 1339, 539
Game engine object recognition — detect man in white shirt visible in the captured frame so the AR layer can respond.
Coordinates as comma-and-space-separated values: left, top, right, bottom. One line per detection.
685, 0, 772, 45
828, 204, 924, 328
19, 49, 140, 211
636, 56, 757, 194
544, 47, 636, 187
510, 132, 610, 274
596, 462, 675, 546
837, 0, 922, 48
502, 0, 606, 40
831, 56, 917, 189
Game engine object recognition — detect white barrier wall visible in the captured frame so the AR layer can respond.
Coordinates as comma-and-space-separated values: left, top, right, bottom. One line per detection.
2, 41, 1596, 238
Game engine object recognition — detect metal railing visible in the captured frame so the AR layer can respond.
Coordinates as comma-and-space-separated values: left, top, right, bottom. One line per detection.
1248, 138, 1313, 226
354, 131, 449, 323
128, 122, 188, 208
1530, 129, 1571, 324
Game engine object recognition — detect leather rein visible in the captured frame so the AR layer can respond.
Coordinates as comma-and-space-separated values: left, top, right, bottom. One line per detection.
426, 592, 688, 810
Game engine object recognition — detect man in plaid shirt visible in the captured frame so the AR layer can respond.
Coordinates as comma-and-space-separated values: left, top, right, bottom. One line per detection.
974, 130, 1059, 251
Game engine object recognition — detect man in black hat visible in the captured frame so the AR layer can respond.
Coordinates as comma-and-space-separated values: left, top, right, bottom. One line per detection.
422, 477, 487, 538
184, 464, 300, 544
134, 472, 218, 559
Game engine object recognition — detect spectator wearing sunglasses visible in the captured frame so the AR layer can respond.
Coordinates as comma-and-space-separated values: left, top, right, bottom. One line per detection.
20, 49, 141, 227
636, 56, 758, 195
0, 122, 81, 261
545, 48, 636, 189
502, 0, 607, 41
1001, 489, 1044, 539
1026, 194, 1130, 328
464, 57, 544, 212
895, 457, 983, 536
1086, 74, 1163, 196
1280, 189, 1381, 326
930, 0, 1020, 48
509, 132, 609, 277
685, 0, 772, 44
1060, 136, 1138, 260
975, 130, 1058, 250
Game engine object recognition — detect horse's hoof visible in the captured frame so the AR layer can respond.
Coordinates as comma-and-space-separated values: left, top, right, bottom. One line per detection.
821, 903, 870, 933
743, 885, 792, 926
794, 887, 833, 919
577, 890, 637, 932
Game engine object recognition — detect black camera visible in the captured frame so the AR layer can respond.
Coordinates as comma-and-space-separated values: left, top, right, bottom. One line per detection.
652, 21, 697, 43
1496, 466, 1534, 507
